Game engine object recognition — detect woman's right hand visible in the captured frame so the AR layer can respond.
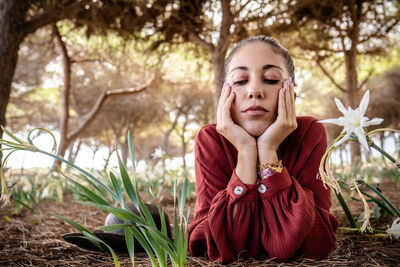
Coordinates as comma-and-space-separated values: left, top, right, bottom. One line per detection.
216, 82, 256, 152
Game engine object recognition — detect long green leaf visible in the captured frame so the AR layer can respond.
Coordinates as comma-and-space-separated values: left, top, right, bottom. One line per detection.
80, 173, 109, 200
127, 131, 136, 179
140, 228, 170, 267
335, 190, 357, 228
27, 193, 42, 214
37, 149, 117, 200
117, 152, 138, 209
137, 198, 157, 228
80, 202, 148, 226
127, 225, 158, 267
52, 214, 102, 250
63, 174, 109, 205
179, 178, 188, 219
125, 226, 135, 266
100, 223, 132, 232
109, 171, 124, 207
364, 182, 400, 217
81, 231, 120, 267
1, 126, 24, 144
14, 199, 35, 213
27, 128, 57, 153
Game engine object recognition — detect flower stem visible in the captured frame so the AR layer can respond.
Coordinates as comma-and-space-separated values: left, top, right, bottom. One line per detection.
370, 143, 397, 166
334, 190, 356, 228
359, 180, 400, 218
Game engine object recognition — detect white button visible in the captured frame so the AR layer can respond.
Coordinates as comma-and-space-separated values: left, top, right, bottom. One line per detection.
234, 186, 244, 195
258, 184, 267, 193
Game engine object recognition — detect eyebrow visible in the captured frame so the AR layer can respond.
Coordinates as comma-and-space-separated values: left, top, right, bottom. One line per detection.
230, 64, 283, 74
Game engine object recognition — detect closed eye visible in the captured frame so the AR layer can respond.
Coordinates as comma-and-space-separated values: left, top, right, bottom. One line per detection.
265, 79, 279, 85
233, 80, 247, 85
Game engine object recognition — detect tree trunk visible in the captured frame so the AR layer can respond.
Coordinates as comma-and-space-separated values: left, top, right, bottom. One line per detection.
67, 138, 82, 164
53, 24, 72, 168
162, 113, 179, 155
211, 51, 226, 120
345, 39, 361, 164
180, 121, 187, 172
379, 132, 387, 166
346, 3, 363, 165
211, 0, 233, 120
0, 1, 29, 161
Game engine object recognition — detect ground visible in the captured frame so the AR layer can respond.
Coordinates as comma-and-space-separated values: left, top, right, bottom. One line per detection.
1, 179, 400, 267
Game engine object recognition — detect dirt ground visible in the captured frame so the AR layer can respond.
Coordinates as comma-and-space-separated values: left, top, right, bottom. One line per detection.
1, 179, 400, 267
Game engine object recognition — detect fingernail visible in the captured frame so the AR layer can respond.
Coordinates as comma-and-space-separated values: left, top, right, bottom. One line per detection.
223, 82, 227, 89
282, 87, 286, 93
289, 77, 292, 83
230, 91, 235, 96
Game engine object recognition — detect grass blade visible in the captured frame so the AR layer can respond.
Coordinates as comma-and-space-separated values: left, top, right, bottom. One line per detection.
80, 202, 148, 226
14, 199, 35, 213
127, 225, 158, 267
81, 231, 121, 267
117, 152, 138, 209
52, 214, 102, 250
127, 131, 136, 179
100, 223, 132, 232
62, 174, 109, 205
125, 226, 135, 266
109, 171, 124, 207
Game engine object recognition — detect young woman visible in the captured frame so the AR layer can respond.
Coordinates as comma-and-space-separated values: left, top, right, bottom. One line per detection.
188, 36, 339, 263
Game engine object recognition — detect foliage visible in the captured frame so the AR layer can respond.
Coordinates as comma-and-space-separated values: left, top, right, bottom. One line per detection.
319, 91, 400, 234
4, 169, 69, 214
0, 127, 190, 267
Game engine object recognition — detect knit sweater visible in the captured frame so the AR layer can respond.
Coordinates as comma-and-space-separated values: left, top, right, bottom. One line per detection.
188, 116, 339, 263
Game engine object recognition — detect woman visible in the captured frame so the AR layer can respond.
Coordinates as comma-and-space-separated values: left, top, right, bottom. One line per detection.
188, 36, 339, 263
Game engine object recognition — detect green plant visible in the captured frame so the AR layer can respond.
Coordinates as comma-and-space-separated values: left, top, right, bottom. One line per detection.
0, 126, 190, 267
319, 90, 400, 234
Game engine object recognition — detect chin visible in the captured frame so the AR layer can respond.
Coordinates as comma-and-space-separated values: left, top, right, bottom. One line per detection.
243, 123, 269, 137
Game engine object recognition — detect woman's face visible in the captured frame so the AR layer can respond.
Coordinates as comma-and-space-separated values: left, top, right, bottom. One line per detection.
226, 41, 290, 137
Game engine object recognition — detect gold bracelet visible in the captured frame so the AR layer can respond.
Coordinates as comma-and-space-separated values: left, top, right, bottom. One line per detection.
258, 160, 283, 173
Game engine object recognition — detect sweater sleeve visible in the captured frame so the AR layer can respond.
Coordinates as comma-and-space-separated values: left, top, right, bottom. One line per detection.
258, 118, 339, 261
188, 126, 261, 263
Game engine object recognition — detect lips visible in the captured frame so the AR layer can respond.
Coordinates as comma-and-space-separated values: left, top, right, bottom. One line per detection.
242, 105, 268, 116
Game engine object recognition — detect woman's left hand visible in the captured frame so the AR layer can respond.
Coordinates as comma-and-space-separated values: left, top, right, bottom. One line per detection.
257, 78, 297, 154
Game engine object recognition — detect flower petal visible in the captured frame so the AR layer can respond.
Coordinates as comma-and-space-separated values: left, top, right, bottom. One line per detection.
319, 118, 344, 126
334, 98, 347, 114
334, 132, 351, 147
363, 118, 384, 127
354, 127, 370, 151
359, 90, 370, 115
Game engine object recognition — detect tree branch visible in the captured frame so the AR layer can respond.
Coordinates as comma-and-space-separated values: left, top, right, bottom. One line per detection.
24, 1, 92, 35
68, 76, 154, 142
189, 33, 214, 52
358, 69, 374, 91
315, 59, 347, 93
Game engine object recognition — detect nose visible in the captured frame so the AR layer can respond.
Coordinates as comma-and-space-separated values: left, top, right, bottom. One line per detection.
247, 88, 264, 99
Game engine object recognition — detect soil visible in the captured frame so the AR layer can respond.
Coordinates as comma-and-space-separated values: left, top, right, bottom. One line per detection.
1, 179, 400, 267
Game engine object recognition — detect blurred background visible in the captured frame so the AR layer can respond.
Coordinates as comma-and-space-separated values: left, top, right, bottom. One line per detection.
1, 0, 400, 181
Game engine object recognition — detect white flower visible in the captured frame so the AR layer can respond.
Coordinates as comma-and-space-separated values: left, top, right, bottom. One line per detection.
319, 90, 383, 151
371, 177, 381, 184
151, 147, 165, 159
387, 217, 400, 239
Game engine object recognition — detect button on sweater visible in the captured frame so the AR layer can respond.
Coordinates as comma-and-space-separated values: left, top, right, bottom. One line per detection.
188, 116, 339, 263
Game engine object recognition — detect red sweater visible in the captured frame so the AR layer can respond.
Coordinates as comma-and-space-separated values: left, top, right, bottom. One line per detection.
188, 116, 339, 263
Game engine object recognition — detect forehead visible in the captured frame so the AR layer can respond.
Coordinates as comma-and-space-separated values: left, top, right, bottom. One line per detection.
228, 42, 288, 74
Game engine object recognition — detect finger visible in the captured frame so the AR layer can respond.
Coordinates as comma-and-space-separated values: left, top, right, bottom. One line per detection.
217, 82, 229, 124
222, 90, 235, 123
284, 79, 292, 119
287, 78, 296, 124
277, 85, 286, 121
